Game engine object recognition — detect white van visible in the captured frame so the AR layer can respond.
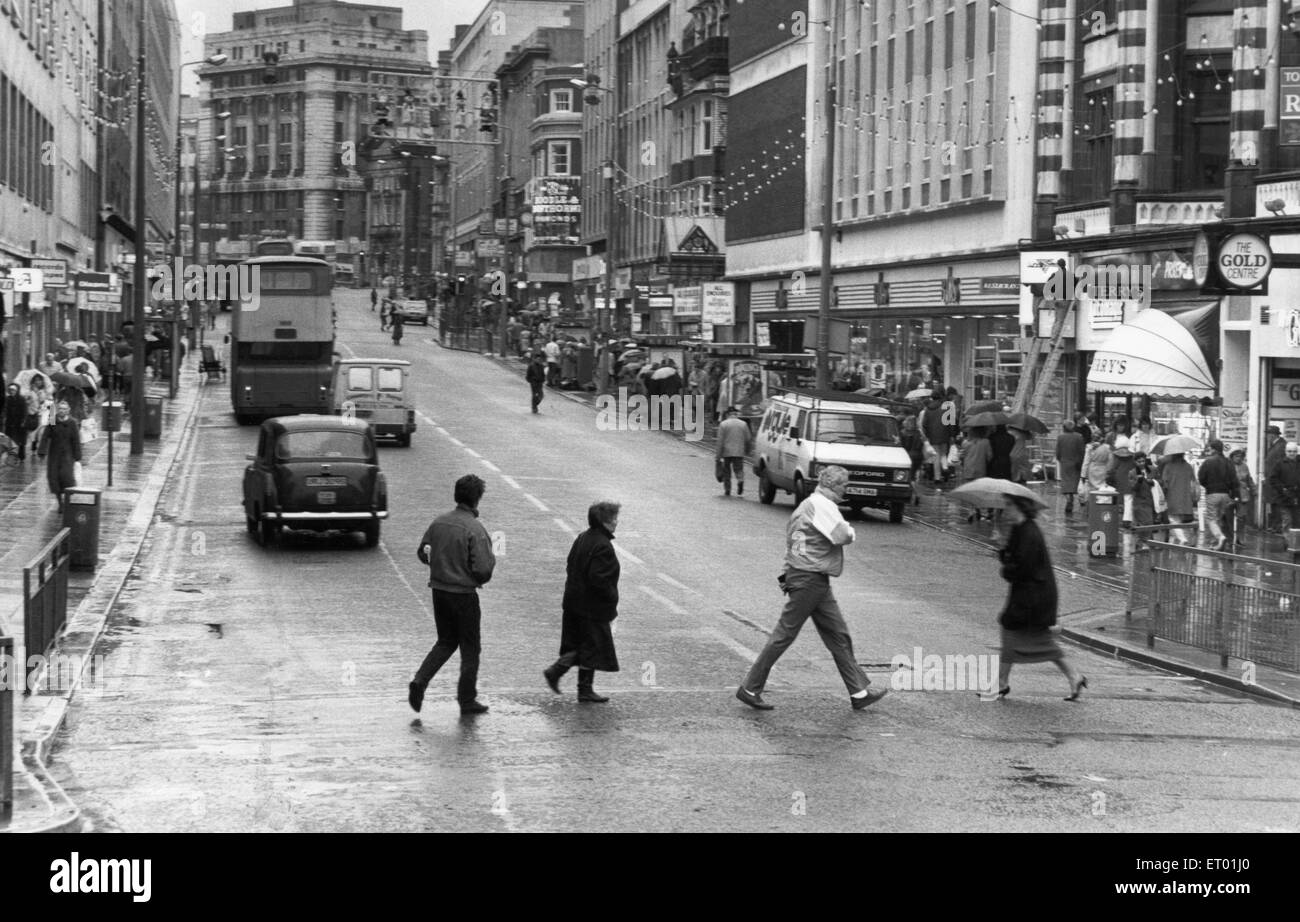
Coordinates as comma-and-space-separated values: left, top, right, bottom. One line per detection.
333, 358, 415, 446
753, 392, 912, 522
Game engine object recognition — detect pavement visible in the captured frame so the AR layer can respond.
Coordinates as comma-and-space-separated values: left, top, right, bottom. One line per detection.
473, 343, 1300, 710
2, 332, 1293, 832
1, 332, 211, 833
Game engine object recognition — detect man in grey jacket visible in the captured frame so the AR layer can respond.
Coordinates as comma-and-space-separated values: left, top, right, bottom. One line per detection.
715, 406, 754, 496
409, 474, 497, 716
736, 465, 889, 711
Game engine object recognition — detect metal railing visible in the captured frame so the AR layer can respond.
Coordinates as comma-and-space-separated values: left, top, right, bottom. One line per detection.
1, 634, 12, 824
1126, 531, 1300, 671
23, 529, 71, 696
442, 327, 490, 353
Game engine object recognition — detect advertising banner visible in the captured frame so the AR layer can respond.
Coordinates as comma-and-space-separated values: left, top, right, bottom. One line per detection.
531, 177, 582, 244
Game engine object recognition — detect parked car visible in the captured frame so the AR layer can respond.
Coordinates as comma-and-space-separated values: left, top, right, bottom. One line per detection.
753, 391, 912, 522
332, 358, 415, 446
242, 415, 388, 547
393, 299, 429, 325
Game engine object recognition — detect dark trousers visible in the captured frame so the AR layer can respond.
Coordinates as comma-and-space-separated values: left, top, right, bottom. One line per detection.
743, 570, 870, 696
546, 362, 560, 386
414, 590, 482, 703
720, 456, 744, 493
530, 381, 544, 411
549, 651, 596, 691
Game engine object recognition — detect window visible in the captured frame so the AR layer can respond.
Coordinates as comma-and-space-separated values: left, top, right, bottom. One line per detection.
334, 121, 343, 143
256, 97, 269, 115
255, 124, 269, 145
550, 88, 572, 112
233, 126, 247, 146
279, 123, 292, 144
255, 154, 269, 173
377, 367, 403, 391
336, 68, 351, 82
279, 96, 293, 113
547, 140, 571, 175
887, 37, 895, 90
965, 2, 976, 61
944, 10, 954, 69
277, 153, 291, 172
699, 100, 714, 152
1078, 87, 1113, 201
346, 367, 373, 391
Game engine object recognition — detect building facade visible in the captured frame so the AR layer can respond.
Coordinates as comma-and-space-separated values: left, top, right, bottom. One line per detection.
199, 0, 430, 273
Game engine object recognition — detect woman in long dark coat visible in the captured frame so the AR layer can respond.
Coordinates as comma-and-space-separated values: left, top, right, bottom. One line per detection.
42, 400, 82, 511
544, 501, 622, 702
984, 495, 1087, 701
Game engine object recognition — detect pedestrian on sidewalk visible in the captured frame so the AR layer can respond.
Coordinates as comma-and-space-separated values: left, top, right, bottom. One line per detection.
409, 474, 497, 717
525, 352, 546, 413
900, 414, 925, 506
1074, 412, 1093, 446
543, 500, 622, 703
987, 423, 1015, 481
716, 406, 754, 496
1083, 430, 1112, 502
41, 401, 81, 512
1055, 419, 1086, 515
1129, 454, 1160, 548
1109, 436, 1137, 526
961, 426, 992, 521
544, 336, 561, 387
1131, 417, 1158, 458
1268, 444, 1300, 541
380, 299, 391, 331
1160, 451, 1200, 545
1263, 425, 1287, 532
3, 383, 29, 462
1198, 439, 1239, 551
390, 309, 404, 346
1229, 449, 1255, 547
735, 465, 889, 712
370, 288, 378, 311
920, 392, 952, 484
981, 494, 1087, 702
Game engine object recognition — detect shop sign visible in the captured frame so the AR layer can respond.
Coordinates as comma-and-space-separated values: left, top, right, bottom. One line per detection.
475, 238, 504, 258
649, 296, 673, 308
673, 285, 702, 317
1192, 232, 1210, 287
1272, 380, 1300, 408
979, 276, 1020, 294
1217, 233, 1271, 290
31, 258, 68, 288
1283, 68, 1300, 145
755, 322, 771, 347
1089, 299, 1124, 330
701, 282, 735, 325
9, 267, 44, 292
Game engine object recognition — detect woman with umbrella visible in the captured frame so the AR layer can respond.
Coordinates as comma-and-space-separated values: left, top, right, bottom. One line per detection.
954, 479, 1087, 701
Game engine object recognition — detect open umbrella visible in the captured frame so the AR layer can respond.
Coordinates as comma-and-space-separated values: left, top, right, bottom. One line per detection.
905, 387, 935, 400
1151, 433, 1200, 456
965, 399, 1007, 417
61, 340, 90, 353
65, 356, 100, 381
965, 410, 1009, 428
51, 370, 97, 393
952, 478, 1048, 510
651, 365, 680, 380
1006, 412, 1048, 434
12, 369, 45, 392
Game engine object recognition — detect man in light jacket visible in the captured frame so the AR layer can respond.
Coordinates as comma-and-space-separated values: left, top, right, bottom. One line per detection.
736, 466, 888, 711
715, 406, 753, 496
409, 474, 497, 716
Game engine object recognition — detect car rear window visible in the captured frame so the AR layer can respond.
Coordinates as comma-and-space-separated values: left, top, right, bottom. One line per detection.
346, 367, 373, 391
276, 430, 369, 460
377, 367, 403, 391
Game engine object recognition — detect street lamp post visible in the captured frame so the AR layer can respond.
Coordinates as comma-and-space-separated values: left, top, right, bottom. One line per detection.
573, 74, 617, 336
130, 6, 147, 456
815, 2, 839, 390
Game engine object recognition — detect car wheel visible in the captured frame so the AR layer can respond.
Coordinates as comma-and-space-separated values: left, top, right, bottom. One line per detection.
235, 413, 253, 426
362, 521, 381, 548
889, 502, 905, 524
397, 433, 411, 447
758, 469, 776, 505
793, 474, 810, 505
245, 513, 256, 534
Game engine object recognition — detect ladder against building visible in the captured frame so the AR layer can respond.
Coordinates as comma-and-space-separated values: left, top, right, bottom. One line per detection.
1011, 295, 1072, 420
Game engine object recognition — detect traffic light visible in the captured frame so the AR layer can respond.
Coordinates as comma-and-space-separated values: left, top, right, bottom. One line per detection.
479, 82, 498, 133
262, 51, 279, 84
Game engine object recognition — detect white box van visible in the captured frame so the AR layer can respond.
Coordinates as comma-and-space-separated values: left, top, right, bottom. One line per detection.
333, 358, 415, 446
753, 392, 912, 522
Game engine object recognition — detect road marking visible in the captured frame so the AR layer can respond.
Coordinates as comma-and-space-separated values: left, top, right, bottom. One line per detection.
705, 626, 761, 662
447, 436, 465, 448
523, 493, 549, 512
500, 475, 520, 490
553, 518, 574, 534
463, 447, 481, 458
480, 458, 500, 472
614, 544, 644, 567
380, 542, 434, 621
657, 573, 692, 593
416, 412, 438, 428
639, 585, 686, 616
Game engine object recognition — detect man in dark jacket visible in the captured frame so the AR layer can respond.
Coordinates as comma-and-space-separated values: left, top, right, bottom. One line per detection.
1263, 425, 1288, 532
921, 393, 952, 483
43, 400, 82, 511
1268, 443, 1300, 535
987, 423, 1015, 481
3, 383, 29, 461
409, 474, 497, 716
1054, 420, 1086, 515
525, 352, 546, 413
1197, 438, 1239, 551
544, 501, 622, 702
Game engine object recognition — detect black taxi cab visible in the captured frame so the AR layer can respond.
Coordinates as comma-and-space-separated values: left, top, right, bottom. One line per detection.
243, 415, 388, 547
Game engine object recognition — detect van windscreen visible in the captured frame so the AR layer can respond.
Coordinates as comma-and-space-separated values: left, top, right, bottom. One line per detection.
810, 411, 899, 446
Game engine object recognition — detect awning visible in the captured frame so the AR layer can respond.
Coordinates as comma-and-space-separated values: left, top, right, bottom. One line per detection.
1087, 307, 1216, 399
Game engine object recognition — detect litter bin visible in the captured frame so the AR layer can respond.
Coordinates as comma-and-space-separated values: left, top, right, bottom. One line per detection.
144, 396, 163, 438
102, 401, 124, 433
575, 345, 594, 388
63, 487, 102, 570
1088, 486, 1120, 557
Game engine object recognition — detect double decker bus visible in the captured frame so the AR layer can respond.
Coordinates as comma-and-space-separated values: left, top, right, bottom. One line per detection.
231, 255, 335, 424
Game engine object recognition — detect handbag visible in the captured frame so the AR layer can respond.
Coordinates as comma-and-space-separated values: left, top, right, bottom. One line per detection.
714, 458, 726, 482
1150, 479, 1168, 514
